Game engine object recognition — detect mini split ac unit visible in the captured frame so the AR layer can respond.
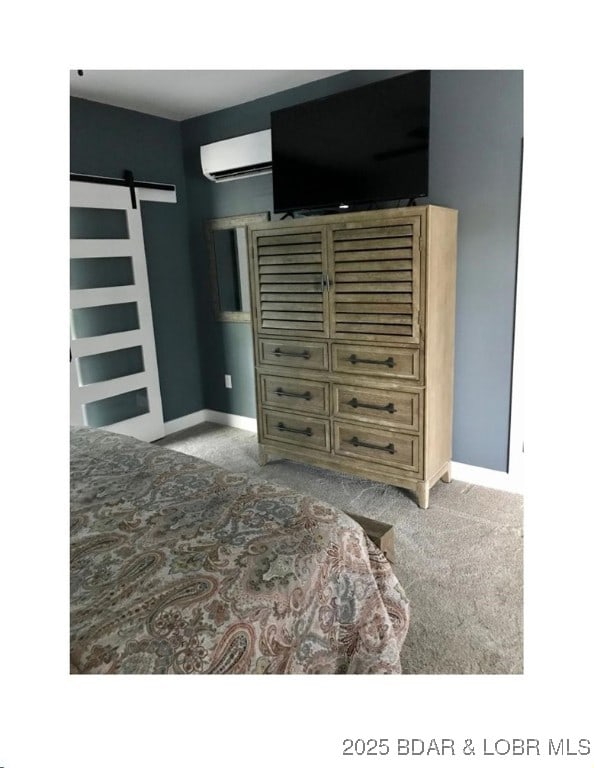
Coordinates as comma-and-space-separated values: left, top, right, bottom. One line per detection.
200, 129, 272, 182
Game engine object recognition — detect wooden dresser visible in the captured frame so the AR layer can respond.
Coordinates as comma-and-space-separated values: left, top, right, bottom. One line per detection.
248, 205, 457, 508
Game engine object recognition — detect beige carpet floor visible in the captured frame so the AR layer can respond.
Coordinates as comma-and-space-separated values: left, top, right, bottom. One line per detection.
158, 422, 523, 675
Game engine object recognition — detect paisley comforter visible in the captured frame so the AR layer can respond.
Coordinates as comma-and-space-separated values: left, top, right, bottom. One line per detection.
70, 426, 409, 673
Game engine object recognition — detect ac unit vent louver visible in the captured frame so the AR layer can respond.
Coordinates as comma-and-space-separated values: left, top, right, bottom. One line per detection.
200, 130, 272, 183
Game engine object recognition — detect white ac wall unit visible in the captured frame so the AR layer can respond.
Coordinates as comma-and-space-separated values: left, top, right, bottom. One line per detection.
200, 129, 272, 182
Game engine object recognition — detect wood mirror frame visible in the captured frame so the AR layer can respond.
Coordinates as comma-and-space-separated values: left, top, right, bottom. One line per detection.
205, 212, 270, 322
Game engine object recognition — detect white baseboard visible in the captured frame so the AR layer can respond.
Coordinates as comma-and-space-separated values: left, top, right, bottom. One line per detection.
202, 409, 258, 432
451, 461, 523, 494
164, 409, 257, 436
163, 410, 208, 435
164, 412, 522, 494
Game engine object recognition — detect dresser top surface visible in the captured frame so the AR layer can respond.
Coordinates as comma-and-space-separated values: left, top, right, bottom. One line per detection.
249, 204, 457, 231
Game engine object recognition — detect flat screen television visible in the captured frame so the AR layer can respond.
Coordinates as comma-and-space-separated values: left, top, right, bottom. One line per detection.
271, 70, 430, 214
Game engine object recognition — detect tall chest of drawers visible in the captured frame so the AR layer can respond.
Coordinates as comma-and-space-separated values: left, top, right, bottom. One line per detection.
248, 205, 457, 508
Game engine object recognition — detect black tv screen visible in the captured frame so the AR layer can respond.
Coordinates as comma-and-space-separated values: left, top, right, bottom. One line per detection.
271, 70, 430, 213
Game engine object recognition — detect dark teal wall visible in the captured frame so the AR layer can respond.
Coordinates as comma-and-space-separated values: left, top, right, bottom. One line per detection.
70, 97, 203, 421
180, 70, 523, 471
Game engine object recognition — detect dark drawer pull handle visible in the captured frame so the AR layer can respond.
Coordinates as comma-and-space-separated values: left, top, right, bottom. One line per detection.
275, 388, 312, 401
350, 436, 395, 454
273, 348, 311, 360
277, 422, 313, 437
348, 397, 396, 414
348, 354, 395, 368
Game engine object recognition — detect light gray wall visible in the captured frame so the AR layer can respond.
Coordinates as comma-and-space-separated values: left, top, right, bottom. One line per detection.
181, 70, 522, 472
429, 70, 523, 469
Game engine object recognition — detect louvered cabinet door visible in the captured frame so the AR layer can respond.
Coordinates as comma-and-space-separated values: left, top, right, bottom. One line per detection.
251, 226, 329, 338
329, 217, 422, 343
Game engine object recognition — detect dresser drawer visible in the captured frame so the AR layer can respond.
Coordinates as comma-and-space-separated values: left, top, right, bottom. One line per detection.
332, 343, 420, 382
261, 375, 329, 416
259, 338, 329, 371
333, 421, 420, 473
262, 410, 330, 452
333, 383, 421, 431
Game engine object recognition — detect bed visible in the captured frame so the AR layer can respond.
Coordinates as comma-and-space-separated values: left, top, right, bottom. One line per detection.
70, 425, 410, 673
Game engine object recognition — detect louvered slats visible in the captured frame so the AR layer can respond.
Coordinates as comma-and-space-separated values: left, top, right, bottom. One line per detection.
256, 229, 325, 335
254, 220, 418, 341
332, 223, 416, 339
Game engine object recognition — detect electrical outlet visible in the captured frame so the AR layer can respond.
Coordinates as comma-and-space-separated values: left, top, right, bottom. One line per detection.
225, 374, 232, 389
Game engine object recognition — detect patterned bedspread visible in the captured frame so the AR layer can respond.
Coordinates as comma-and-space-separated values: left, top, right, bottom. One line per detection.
70, 426, 409, 673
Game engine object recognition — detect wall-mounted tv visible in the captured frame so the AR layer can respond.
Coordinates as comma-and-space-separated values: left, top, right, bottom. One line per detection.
271, 70, 430, 214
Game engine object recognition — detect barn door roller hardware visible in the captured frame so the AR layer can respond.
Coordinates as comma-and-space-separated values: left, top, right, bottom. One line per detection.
70, 170, 176, 209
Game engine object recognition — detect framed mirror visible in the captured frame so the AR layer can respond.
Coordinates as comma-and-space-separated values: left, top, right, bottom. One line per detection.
206, 212, 269, 322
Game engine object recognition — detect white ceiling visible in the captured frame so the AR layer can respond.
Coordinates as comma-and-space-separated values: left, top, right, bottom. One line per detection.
70, 70, 347, 121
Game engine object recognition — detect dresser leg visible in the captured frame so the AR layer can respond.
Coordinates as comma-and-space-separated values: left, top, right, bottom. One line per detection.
441, 462, 452, 483
416, 481, 430, 509
257, 445, 269, 466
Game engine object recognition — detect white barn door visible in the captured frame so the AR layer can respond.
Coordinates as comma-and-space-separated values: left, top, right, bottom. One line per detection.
70, 179, 168, 442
